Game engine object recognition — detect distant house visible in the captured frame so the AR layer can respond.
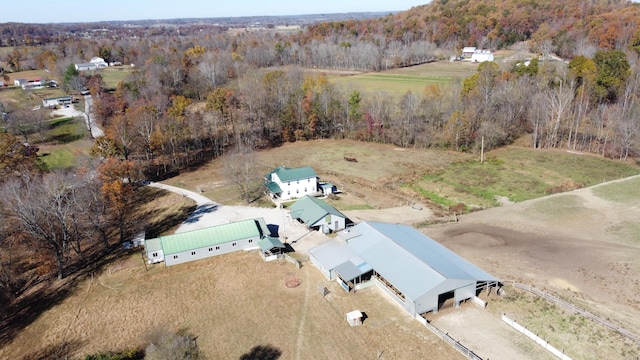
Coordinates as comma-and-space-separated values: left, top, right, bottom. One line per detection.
15, 78, 44, 90
75, 57, 108, 71
471, 50, 494, 63
462, 47, 476, 57
265, 166, 318, 200
144, 218, 271, 266
289, 195, 349, 233
43, 96, 72, 108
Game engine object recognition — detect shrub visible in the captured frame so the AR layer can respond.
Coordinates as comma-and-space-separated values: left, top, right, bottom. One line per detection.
145, 329, 201, 360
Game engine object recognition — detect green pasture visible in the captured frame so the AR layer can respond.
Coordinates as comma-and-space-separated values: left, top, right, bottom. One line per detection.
330, 61, 479, 97
36, 117, 92, 170
100, 66, 134, 89
413, 147, 639, 209
592, 176, 640, 204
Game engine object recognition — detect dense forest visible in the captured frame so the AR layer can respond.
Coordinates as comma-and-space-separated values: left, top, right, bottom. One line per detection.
2, 0, 640, 316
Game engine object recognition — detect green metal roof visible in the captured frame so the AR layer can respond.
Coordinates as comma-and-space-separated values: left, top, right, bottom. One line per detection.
258, 236, 285, 252
266, 181, 282, 193
268, 166, 317, 182
289, 195, 346, 226
159, 218, 263, 255
254, 217, 270, 237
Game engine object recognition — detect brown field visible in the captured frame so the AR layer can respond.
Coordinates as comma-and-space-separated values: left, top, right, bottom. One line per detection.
0, 246, 461, 359
167, 139, 471, 211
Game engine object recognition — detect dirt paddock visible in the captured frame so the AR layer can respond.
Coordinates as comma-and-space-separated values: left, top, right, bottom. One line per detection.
423, 177, 640, 359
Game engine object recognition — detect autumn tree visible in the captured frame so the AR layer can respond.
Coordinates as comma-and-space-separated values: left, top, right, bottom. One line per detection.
97, 158, 139, 244
0, 131, 42, 183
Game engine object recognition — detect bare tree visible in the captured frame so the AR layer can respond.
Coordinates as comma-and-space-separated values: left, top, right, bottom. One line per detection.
3, 172, 81, 279
223, 142, 260, 203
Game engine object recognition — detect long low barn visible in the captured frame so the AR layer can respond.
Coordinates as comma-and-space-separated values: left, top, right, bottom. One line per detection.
310, 221, 499, 316
145, 218, 271, 266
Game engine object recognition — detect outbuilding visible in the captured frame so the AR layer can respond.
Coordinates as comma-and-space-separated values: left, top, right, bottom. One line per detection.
471, 50, 494, 62
43, 96, 72, 108
308, 238, 373, 292
258, 236, 286, 261
289, 195, 349, 233
341, 221, 499, 316
309, 221, 499, 316
145, 218, 270, 266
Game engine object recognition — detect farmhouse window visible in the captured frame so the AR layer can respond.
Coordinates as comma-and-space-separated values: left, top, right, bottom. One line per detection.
297, 180, 299, 184
173, 255, 178, 259
232, 242, 237, 246
249, 239, 253, 243
215, 246, 220, 250
287, 191, 290, 196
152, 252, 158, 257
296, 189, 299, 194
191, 251, 196, 255
288, 182, 290, 186
208, 248, 213, 251
304, 188, 307, 193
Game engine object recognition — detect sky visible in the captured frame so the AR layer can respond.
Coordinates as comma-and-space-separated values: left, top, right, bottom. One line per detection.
1, 0, 429, 24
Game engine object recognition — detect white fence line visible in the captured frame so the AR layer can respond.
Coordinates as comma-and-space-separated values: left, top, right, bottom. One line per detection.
416, 315, 484, 360
502, 314, 572, 360
510, 282, 639, 345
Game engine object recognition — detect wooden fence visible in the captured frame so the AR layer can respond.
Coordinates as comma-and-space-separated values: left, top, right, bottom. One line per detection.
510, 282, 639, 346
416, 315, 484, 360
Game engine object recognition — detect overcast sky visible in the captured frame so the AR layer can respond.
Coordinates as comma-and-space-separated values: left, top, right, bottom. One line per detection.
1, 0, 429, 23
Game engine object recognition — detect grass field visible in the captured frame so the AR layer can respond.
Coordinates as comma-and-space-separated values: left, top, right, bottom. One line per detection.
330, 60, 479, 97
168, 140, 639, 214
39, 139, 94, 170
100, 66, 135, 89
414, 146, 639, 209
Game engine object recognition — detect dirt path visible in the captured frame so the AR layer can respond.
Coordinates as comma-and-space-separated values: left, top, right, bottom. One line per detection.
294, 268, 310, 360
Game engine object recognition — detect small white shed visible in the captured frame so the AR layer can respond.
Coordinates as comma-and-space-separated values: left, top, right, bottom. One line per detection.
346, 310, 363, 326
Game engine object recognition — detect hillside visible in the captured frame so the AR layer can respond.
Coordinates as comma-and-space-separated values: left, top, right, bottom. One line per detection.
304, 0, 640, 57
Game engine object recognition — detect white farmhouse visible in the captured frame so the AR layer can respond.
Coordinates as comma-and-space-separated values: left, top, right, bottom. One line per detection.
265, 166, 318, 201
471, 50, 494, 62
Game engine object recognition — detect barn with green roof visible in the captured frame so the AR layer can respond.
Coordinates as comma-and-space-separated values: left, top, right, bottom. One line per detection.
145, 218, 273, 266
289, 195, 350, 233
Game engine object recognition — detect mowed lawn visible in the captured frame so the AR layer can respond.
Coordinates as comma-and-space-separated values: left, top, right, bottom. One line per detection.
330, 60, 479, 97
100, 66, 135, 89
1, 250, 459, 359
